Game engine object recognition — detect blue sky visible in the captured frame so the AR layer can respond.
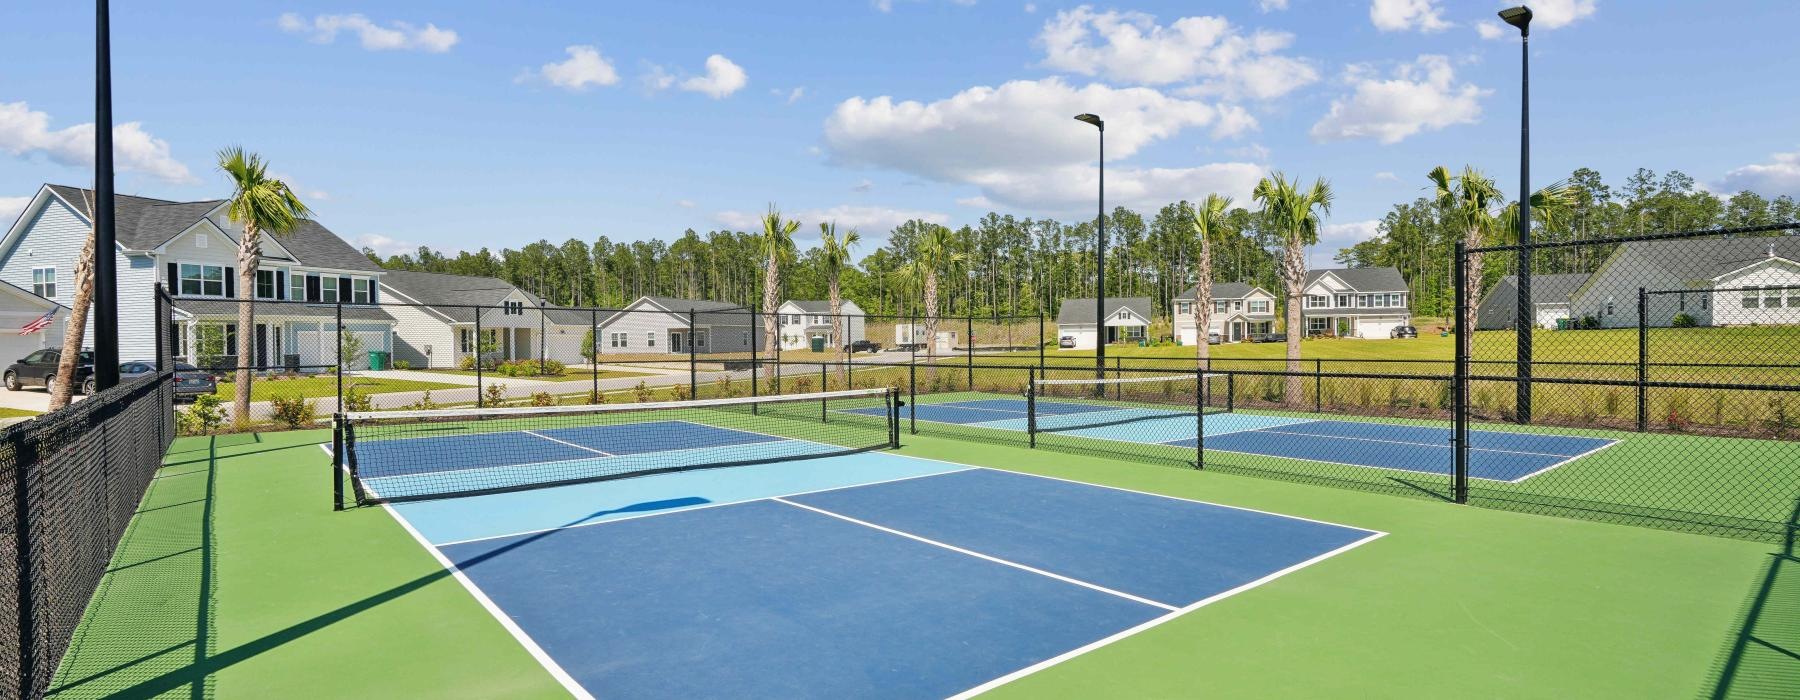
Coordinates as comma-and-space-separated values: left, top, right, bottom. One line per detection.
3, 1, 1797, 263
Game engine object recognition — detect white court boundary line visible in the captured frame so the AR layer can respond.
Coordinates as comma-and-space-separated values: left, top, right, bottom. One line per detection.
318, 444, 594, 700
772, 497, 1179, 612
522, 429, 614, 456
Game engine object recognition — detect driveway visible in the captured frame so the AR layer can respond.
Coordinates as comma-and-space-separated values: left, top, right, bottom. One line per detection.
0, 386, 66, 413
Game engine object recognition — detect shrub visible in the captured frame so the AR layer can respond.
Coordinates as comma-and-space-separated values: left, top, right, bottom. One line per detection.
1665, 395, 1690, 431
485, 383, 507, 406
672, 383, 692, 401
1603, 389, 1623, 418
531, 391, 555, 407
269, 394, 318, 429
634, 381, 653, 402
793, 376, 814, 394
714, 375, 737, 398
459, 355, 476, 371
588, 389, 607, 404
393, 359, 411, 370
404, 389, 440, 411
1670, 313, 1696, 328
177, 393, 225, 435
342, 386, 373, 412
1578, 315, 1601, 330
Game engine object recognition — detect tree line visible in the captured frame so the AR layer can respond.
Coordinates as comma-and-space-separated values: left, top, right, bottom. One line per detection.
363, 166, 1798, 323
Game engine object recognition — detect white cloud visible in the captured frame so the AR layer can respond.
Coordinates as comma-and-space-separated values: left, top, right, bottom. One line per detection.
1258, 0, 1289, 11
0, 196, 28, 226
771, 87, 806, 104
1374, 171, 1400, 182
1530, 0, 1599, 29
641, 63, 676, 92
0, 101, 194, 183
525, 46, 621, 92
277, 13, 458, 52
1719, 150, 1800, 198
1227, 142, 1270, 160
675, 199, 698, 209
852, 179, 874, 193
1316, 219, 1383, 265
1038, 8, 1316, 100
827, 78, 1260, 212
1370, 0, 1451, 33
354, 234, 418, 258
714, 205, 948, 234
1310, 55, 1488, 144
1476, 21, 1506, 40
1024, 3, 1038, 13
957, 195, 995, 208
680, 55, 748, 98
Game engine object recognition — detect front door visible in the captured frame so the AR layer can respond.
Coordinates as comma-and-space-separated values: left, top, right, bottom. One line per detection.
670, 331, 686, 353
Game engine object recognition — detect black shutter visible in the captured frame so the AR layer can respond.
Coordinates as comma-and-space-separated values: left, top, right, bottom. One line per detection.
338, 277, 351, 303
165, 263, 178, 293
306, 275, 320, 302
369, 280, 378, 304
277, 271, 287, 300
224, 268, 235, 298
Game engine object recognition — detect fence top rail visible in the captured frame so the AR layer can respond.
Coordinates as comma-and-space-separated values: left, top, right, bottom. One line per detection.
1467, 221, 1798, 254
1644, 283, 1800, 296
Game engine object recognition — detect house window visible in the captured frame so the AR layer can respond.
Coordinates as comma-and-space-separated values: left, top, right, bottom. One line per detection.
695, 330, 709, 348
194, 323, 237, 362
1371, 295, 1387, 308
320, 276, 339, 303
741, 331, 749, 345
1214, 301, 1228, 313
180, 264, 226, 297
1336, 294, 1352, 307
1307, 317, 1330, 332
609, 332, 626, 348
1249, 300, 1270, 314
1233, 300, 1242, 311
1743, 287, 1761, 309
1678, 294, 1686, 311
352, 279, 371, 304
1118, 309, 1134, 320
1305, 295, 1328, 308
1765, 288, 1785, 308
1356, 294, 1370, 307
290, 273, 306, 301
646, 331, 656, 348
256, 270, 278, 299
1701, 296, 1710, 310
1391, 293, 1405, 307
31, 267, 55, 298
1788, 290, 1800, 308
1606, 301, 1615, 316
1176, 301, 1191, 315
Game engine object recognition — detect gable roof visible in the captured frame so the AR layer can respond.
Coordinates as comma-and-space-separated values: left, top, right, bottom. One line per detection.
380, 270, 529, 323
38, 184, 381, 273
1056, 296, 1152, 325
782, 299, 863, 314
0, 278, 66, 311
1304, 267, 1407, 292
602, 296, 751, 328
1475, 273, 1591, 330
1175, 281, 1268, 300
1628, 235, 1800, 283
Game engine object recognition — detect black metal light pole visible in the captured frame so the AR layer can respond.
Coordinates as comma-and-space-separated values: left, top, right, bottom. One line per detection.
93, 0, 120, 390
1502, 5, 1532, 423
1075, 113, 1105, 383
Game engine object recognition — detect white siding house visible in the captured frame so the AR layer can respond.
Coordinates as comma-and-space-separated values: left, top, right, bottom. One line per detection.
1055, 297, 1151, 350
777, 300, 865, 351
597, 296, 761, 355
379, 270, 583, 368
0, 279, 67, 363
1298, 268, 1411, 338
1566, 236, 1800, 328
1173, 282, 1277, 344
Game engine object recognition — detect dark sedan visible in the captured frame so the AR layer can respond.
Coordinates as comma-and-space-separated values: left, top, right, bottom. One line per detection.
4, 349, 95, 395
173, 362, 217, 401
1389, 325, 1419, 339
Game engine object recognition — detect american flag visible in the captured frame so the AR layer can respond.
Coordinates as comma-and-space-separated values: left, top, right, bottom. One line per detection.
19, 309, 55, 335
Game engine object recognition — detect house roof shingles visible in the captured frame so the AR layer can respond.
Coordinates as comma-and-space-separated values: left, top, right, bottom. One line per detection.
1175, 281, 1266, 300
1304, 267, 1408, 292
1056, 297, 1152, 325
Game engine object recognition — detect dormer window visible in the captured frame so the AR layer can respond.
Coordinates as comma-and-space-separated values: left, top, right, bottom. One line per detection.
353, 278, 372, 304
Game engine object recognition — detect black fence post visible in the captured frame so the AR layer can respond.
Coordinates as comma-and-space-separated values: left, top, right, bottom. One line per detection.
335, 300, 344, 412
966, 316, 975, 390
749, 306, 759, 414
1027, 366, 1037, 448
1038, 313, 1046, 368
590, 308, 599, 402
1113, 356, 1122, 402
1314, 358, 1323, 413
1195, 366, 1205, 470
687, 309, 698, 399
1226, 372, 1235, 413
474, 306, 484, 408
821, 363, 829, 422
1637, 287, 1648, 432
332, 415, 344, 511
13, 428, 37, 699
908, 361, 917, 435
1452, 240, 1471, 504
538, 302, 547, 377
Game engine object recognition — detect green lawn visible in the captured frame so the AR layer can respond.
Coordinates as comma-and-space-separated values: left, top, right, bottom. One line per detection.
0, 406, 40, 419
420, 368, 653, 382
47, 427, 1793, 697
212, 376, 461, 401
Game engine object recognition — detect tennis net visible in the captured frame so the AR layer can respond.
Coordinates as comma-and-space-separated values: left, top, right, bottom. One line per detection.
1028, 372, 1230, 437
335, 388, 900, 506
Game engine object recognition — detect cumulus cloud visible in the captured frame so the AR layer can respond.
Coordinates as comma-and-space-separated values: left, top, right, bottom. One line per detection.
1476, 21, 1507, 40
957, 195, 995, 209
0, 101, 193, 183
354, 234, 418, 258
524, 46, 621, 91
675, 199, 698, 209
826, 78, 1261, 212
1374, 171, 1401, 182
0, 196, 28, 226
1310, 55, 1487, 144
714, 205, 949, 235
680, 55, 748, 98
1259, 0, 1290, 11
1478, 0, 1597, 39
1370, 0, 1451, 33
641, 63, 676, 92
771, 87, 806, 104
1038, 7, 1316, 100
277, 13, 458, 52
1317, 219, 1383, 266
1719, 150, 1800, 198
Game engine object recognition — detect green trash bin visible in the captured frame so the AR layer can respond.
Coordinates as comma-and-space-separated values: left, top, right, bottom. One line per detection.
368, 350, 389, 370
1555, 318, 1571, 331
810, 336, 826, 353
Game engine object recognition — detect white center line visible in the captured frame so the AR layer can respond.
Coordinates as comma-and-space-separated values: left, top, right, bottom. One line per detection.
770, 496, 1179, 612
522, 430, 614, 456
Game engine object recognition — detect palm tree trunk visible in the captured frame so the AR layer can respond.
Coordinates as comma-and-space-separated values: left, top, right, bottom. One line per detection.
922, 271, 939, 386
1283, 239, 1305, 405
829, 275, 846, 386
762, 257, 779, 355
1464, 227, 1484, 339
1195, 240, 1211, 367
48, 216, 97, 411
235, 226, 260, 424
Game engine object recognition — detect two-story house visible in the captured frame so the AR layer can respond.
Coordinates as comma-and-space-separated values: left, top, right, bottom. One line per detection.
1298, 267, 1412, 338
777, 300, 866, 351
1172, 282, 1278, 344
0, 184, 395, 370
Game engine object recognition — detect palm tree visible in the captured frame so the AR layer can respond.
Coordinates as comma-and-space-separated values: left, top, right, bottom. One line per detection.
218, 147, 311, 422
914, 224, 962, 363
757, 205, 799, 355
1430, 165, 1576, 337
47, 190, 97, 410
1186, 194, 1233, 367
1254, 172, 1333, 405
818, 222, 860, 384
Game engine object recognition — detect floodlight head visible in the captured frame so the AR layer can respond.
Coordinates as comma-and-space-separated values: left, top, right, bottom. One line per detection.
1074, 113, 1104, 130
1499, 6, 1532, 35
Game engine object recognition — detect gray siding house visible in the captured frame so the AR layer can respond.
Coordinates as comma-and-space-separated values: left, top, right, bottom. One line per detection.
1567, 235, 1800, 328
777, 299, 866, 350
597, 296, 761, 355
1173, 282, 1277, 344
0, 184, 394, 370
379, 270, 591, 368
1299, 267, 1411, 338
1475, 273, 1590, 330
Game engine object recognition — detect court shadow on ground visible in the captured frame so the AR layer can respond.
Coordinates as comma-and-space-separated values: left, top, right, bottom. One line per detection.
1702, 497, 1800, 699
46, 436, 219, 699
85, 490, 708, 698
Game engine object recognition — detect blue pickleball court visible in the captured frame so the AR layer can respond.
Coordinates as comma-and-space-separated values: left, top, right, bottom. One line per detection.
365, 419, 1384, 699
849, 397, 1616, 483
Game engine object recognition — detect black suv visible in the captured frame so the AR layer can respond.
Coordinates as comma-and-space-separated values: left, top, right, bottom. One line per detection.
5, 349, 96, 395
844, 339, 882, 353
1389, 325, 1419, 339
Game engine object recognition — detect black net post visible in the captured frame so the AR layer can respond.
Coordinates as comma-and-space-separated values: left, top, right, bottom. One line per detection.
820, 363, 829, 422
335, 299, 344, 409
1637, 286, 1648, 432
1113, 357, 1122, 402
687, 309, 698, 398
1226, 372, 1235, 412
749, 306, 759, 415
1452, 240, 1471, 504
1027, 366, 1037, 448
332, 414, 344, 511
538, 301, 547, 377
908, 361, 917, 435
590, 308, 599, 402
475, 305, 484, 407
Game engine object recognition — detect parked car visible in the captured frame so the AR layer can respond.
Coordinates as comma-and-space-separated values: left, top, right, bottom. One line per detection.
4, 349, 96, 395
1389, 325, 1419, 339
1248, 332, 1287, 343
173, 362, 217, 401
1058, 335, 1077, 348
844, 339, 882, 354
1207, 332, 1222, 345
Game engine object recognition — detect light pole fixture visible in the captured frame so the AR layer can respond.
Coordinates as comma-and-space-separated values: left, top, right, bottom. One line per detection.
1074, 113, 1105, 383
1501, 5, 1532, 423
93, 0, 120, 391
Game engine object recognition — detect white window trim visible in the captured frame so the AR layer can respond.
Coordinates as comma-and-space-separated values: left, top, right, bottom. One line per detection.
31, 266, 56, 299
179, 261, 228, 298
320, 275, 339, 303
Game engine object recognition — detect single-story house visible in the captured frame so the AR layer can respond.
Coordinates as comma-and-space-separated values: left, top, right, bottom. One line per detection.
1055, 297, 1152, 350
1299, 267, 1412, 338
380, 270, 592, 369
1568, 236, 1800, 328
1475, 273, 1590, 330
0, 278, 67, 363
1173, 282, 1277, 344
777, 299, 866, 351
597, 296, 761, 355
